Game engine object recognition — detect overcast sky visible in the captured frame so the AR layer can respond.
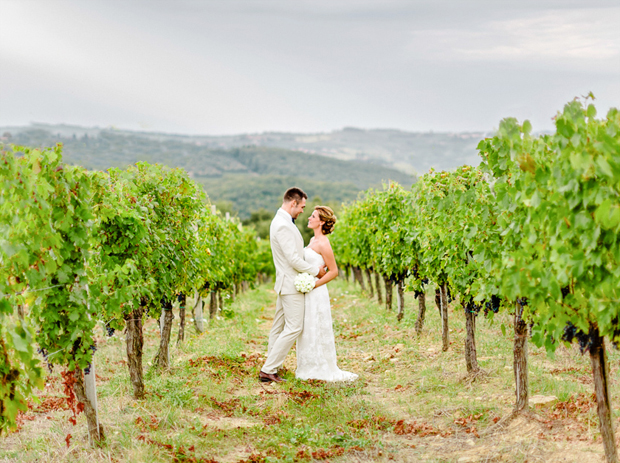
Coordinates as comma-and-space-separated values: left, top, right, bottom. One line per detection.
1, 0, 618, 135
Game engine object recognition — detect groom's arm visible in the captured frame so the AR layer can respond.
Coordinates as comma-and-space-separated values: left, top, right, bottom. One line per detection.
275, 226, 319, 276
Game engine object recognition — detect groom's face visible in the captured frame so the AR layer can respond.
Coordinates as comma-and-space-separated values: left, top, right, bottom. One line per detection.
291, 198, 306, 219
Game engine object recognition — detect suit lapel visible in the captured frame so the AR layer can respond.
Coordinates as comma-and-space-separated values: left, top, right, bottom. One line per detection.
276, 209, 304, 250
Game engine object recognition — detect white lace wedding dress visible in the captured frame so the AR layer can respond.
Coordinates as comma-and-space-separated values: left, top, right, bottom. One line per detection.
296, 247, 358, 382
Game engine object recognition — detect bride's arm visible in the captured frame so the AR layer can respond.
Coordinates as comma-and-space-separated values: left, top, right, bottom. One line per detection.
313, 240, 338, 289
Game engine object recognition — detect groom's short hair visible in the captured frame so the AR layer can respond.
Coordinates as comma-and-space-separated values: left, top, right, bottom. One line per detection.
283, 187, 308, 204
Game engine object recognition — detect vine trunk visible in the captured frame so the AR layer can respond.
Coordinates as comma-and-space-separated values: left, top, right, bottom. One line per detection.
155, 300, 174, 369
209, 291, 217, 319
365, 269, 374, 299
589, 324, 618, 463
440, 283, 449, 351
384, 276, 393, 311
125, 304, 145, 399
464, 305, 479, 373
374, 272, 383, 304
415, 290, 426, 334
177, 293, 186, 345
513, 301, 528, 413
396, 280, 405, 322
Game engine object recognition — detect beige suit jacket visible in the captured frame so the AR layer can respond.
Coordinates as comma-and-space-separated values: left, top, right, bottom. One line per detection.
270, 208, 318, 295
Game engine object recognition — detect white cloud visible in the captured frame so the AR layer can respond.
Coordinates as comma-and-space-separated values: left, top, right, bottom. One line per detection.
408, 8, 620, 65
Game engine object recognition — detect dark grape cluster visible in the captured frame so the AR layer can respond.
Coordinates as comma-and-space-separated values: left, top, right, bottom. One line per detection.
105, 322, 115, 337
484, 295, 501, 316
561, 318, 620, 352
562, 322, 592, 354
82, 345, 97, 375
464, 299, 482, 315
37, 346, 53, 372
561, 286, 570, 298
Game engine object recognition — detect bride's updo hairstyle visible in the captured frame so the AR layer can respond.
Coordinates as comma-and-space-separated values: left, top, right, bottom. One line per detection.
315, 206, 337, 235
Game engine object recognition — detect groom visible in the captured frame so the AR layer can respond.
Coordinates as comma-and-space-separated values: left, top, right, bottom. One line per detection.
259, 187, 326, 383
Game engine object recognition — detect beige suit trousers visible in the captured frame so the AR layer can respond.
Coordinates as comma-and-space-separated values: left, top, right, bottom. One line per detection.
262, 292, 305, 374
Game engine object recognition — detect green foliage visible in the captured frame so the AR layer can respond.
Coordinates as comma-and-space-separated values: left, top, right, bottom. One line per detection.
332, 182, 416, 287
331, 192, 374, 271
367, 183, 417, 280
1, 144, 269, 432
0, 145, 94, 433
411, 166, 499, 304
478, 98, 620, 350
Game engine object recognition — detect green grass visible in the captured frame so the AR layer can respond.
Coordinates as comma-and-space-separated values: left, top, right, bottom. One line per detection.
1, 278, 616, 462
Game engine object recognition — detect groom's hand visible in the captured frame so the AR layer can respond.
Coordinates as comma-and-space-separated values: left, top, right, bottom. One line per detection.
317, 267, 327, 278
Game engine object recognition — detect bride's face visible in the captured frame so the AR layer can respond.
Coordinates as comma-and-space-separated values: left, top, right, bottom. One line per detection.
307, 210, 324, 231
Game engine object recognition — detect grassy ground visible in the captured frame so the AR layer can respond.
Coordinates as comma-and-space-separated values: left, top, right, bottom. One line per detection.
2, 278, 618, 462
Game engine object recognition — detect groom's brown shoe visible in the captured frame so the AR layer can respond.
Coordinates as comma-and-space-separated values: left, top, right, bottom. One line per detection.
259, 371, 286, 383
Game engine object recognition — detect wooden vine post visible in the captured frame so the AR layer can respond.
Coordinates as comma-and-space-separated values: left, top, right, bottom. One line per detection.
193, 291, 205, 333
74, 366, 105, 444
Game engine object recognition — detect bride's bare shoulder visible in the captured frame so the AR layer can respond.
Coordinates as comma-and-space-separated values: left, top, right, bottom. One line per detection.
315, 236, 333, 252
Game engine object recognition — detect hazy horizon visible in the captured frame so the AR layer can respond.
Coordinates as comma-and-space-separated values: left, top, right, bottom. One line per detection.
1, 0, 618, 136
1, 121, 493, 137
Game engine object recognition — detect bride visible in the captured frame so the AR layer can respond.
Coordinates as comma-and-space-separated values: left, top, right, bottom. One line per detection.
296, 206, 358, 382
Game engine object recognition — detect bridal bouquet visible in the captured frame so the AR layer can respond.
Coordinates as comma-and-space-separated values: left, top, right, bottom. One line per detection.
294, 272, 315, 293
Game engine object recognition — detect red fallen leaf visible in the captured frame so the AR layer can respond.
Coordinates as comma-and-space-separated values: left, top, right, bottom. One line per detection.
149, 415, 159, 430
65, 433, 72, 448
188, 445, 195, 452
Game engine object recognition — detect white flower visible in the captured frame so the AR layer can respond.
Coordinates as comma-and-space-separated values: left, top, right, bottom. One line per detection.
294, 273, 315, 293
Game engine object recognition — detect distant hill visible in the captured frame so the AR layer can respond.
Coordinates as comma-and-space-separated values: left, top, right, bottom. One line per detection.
0, 125, 415, 218
1, 123, 487, 174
